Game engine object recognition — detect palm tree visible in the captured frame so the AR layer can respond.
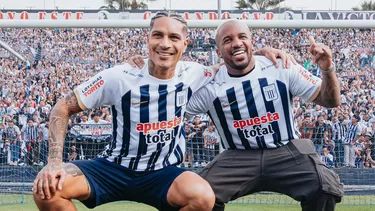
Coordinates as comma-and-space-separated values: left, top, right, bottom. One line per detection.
236, 0, 287, 10
352, 0, 375, 11
100, 0, 148, 10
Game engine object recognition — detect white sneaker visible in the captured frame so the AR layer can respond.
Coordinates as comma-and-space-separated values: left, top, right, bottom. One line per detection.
38, 162, 44, 166
18, 162, 26, 166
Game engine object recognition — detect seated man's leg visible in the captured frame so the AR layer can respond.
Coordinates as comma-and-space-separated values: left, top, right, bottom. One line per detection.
265, 139, 344, 211
165, 170, 215, 211
33, 163, 91, 211
34, 158, 141, 211
199, 150, 262, 211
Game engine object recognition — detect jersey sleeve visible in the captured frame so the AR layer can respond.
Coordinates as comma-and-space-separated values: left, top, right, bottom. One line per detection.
289, 64, 322, 103
74, 67, 121, 110
186, 62, 215, 92
186, 85, 215, 115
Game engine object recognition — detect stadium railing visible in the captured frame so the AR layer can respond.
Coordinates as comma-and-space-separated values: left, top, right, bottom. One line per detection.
0, 125, 374, 205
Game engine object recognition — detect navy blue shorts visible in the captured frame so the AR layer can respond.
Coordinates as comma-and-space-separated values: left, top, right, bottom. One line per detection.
71, 158, 186, 210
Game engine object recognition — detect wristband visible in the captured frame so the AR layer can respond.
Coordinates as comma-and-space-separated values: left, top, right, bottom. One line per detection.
319, 62, 336, 74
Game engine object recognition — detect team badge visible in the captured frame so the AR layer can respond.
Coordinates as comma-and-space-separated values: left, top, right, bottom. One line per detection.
262, 84, 279, 102
176, 90, 187, 107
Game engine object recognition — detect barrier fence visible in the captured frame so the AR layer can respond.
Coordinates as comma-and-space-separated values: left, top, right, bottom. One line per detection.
0, 124, 374, 205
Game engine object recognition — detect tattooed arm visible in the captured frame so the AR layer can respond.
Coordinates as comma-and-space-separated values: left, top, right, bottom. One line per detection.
48, 92, 82, 166
34, 91, 83, 200
308, 36, 341, 108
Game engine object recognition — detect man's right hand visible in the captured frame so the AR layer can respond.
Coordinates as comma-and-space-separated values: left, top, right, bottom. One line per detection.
33, 162, 67, 200
128, 55, 145, 69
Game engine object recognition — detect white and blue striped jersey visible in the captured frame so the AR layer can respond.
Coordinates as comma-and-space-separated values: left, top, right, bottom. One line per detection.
331, 121, 347, 141
343, 122, 362, 144
74, 59, 214, 171
186, 56, 322, 149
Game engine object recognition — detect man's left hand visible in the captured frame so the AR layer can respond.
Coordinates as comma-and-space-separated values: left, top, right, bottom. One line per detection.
308, 36, 333, 71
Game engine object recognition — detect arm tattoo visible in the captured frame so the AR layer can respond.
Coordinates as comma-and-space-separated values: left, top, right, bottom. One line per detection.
65, 92, 82, 114
63, 163, 84, 177
48, 92, 82, 165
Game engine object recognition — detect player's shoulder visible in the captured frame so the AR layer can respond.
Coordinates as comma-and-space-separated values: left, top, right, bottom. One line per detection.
178, 61, 211, 72
254, 55, 282, 70
179, 61, 204, 69
208, 65, 228, 88
176, 61, 212, 78
106, 63, 145, 79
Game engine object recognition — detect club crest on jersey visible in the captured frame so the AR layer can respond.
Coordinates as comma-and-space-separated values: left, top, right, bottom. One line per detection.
262, 84, 279, 102
176, 90, 187, 107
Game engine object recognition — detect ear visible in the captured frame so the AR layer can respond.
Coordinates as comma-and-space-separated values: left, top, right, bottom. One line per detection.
216, 48, 222, 58
182, 37, 189, 53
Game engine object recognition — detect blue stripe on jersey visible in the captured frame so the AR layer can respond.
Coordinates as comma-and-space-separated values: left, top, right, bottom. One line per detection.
106, 105, 118, 156
187, 87, 192, 101
226, 87, 252, 149
213, 97, 237, 149
179, 88, 192, 140
258, 78, 282, 147
163, 82, 184, 167
276, 81, 294, 141
114, 91, 131, 164
345, 123, 358, 144
242, 81, 266, 148
130, 85, 150, 170
174, 144, 183, 164
146, 84, 168, 171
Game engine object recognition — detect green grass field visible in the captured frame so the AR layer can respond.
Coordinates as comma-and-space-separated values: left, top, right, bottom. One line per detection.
1, 194, 374, 211
1, 202, 375, 211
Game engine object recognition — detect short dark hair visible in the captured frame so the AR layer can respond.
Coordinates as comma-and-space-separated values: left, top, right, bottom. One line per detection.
353, 114, 360, 121
150, 11, 188, 35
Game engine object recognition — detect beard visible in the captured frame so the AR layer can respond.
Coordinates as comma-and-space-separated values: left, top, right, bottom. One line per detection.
224, 56, 251, 71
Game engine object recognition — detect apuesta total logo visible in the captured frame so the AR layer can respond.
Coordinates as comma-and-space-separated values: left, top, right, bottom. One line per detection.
232, 112, 280, 139
136, 116, 183, 145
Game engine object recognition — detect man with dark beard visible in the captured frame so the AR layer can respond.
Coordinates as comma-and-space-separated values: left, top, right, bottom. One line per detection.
186, 20, 344, 211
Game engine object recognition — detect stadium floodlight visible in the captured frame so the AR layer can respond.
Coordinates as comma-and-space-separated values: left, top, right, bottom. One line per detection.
1, 19, 375, 28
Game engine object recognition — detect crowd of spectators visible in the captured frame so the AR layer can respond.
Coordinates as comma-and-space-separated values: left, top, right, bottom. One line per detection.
0, 27, 374, 169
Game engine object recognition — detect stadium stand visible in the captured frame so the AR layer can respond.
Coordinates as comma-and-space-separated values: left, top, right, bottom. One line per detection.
0, 27, 375, 204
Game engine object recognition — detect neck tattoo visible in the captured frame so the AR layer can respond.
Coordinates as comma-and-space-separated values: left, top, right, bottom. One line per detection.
148, 60, 155, 76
